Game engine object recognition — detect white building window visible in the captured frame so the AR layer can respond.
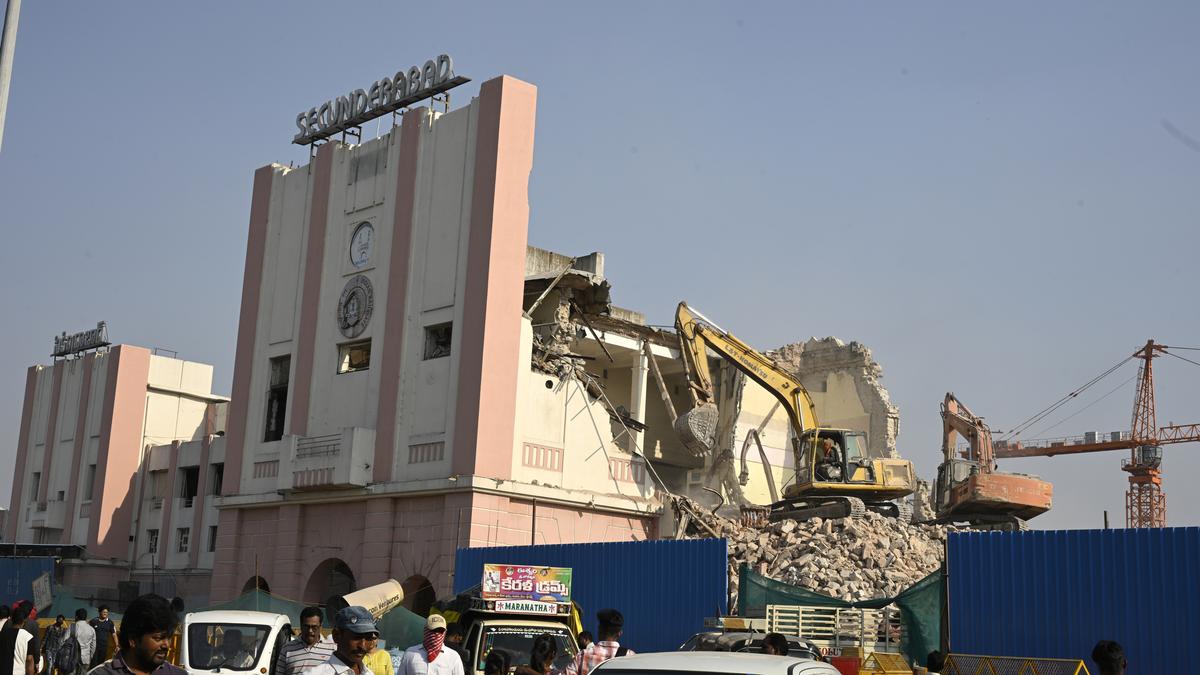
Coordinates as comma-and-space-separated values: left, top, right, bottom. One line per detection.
147, 529, 159, 554
338, 340, 372, 374
208, 526, 219, 553
177, 528, 190, 553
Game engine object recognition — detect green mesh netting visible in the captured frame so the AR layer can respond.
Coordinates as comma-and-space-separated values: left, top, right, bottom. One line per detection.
737, 564, 943, 666
372, 605, 425, 652
892, 570, 942, 668
47, 588, 123, 622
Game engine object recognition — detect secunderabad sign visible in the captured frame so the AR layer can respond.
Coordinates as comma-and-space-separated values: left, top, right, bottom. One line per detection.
293, 54, 470, 145
53, 321, 110, 358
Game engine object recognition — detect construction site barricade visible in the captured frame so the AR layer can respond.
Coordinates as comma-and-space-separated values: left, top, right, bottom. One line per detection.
828, 655, 862, 675
739, 564, 943, 666
857, 652, 910, 674
765, 604, 903, 657
944, 654, 1092, 675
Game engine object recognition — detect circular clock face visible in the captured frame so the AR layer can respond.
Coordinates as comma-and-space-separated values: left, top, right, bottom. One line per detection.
349, 221, 375, 268
337, 275, 374, 338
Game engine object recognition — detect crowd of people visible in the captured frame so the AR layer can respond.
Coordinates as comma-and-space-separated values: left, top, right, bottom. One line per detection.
1, 595, 1130, 675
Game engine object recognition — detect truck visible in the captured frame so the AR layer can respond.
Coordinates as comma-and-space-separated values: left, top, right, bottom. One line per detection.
454, 564, 580, 675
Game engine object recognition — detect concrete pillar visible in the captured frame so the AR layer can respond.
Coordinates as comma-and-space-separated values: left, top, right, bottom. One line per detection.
630, 342, 649, 454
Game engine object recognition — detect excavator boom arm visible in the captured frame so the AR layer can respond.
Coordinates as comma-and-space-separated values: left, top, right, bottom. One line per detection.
675, 302, 819, 435
941, 393, 995, 468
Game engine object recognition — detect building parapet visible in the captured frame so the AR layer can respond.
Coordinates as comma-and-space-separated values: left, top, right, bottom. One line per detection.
278, 427, 376, 492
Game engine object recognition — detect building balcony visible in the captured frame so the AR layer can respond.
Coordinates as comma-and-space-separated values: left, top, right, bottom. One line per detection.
29, 499, 67, 530
278, 427, 376, 492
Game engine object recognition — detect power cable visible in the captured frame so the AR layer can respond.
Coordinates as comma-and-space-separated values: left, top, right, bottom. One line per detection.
1000, 355, 1135, 440
1027, 374, 1137, 439
1164, 350, 1200, 370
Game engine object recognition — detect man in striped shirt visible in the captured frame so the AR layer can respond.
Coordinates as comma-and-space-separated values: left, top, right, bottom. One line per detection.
276, 608, 336, 675
562, 609, 633, 675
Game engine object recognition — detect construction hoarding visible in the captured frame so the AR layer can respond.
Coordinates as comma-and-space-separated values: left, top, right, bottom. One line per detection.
948, 527, 1200, 674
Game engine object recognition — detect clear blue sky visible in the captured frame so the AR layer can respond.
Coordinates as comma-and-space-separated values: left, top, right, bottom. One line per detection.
2, 1, 1198, 530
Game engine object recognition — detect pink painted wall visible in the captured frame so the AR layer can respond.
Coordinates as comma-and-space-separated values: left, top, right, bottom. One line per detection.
62, 562, 132, 590
223, 166, 276, 496
36, 363, 65, 503
289, 143, 336, 438
157, 440, 181, 568
464, 493, 655, 548
5, 366, 40, 541
207, 489, 652, 603
188, 433, 212, 569
373, 111, 425, 483
452, 76, 538, 480
61, 353, 96, 543
87, 345, 151, 559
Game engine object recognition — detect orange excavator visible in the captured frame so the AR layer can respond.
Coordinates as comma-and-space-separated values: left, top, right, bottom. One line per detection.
933, 393, 1052, 530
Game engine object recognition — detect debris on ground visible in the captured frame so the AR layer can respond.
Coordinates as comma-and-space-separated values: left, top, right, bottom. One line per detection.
674, 497, 959, 604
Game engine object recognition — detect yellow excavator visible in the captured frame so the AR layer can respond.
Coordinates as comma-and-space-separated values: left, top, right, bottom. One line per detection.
674, 302, 916, 521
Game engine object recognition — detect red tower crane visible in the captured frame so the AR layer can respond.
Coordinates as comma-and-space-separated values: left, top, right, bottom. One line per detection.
993, 340, 1200, 528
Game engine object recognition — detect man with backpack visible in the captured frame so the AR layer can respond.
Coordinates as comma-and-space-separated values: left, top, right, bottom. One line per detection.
56, 609, 95, 675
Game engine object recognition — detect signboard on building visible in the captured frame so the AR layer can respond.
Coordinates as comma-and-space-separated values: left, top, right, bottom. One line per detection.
293, 54, 469, 145
481, 564, 572, 603
53, 321, 109, 358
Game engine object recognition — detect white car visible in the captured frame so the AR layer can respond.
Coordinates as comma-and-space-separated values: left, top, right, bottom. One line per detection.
591, 652, 841, 674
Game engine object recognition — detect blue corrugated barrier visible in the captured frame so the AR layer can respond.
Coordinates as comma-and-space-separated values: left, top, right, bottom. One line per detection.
0, 557, 56, 607
948, 527, 1199, 674
455, 538, 728, 653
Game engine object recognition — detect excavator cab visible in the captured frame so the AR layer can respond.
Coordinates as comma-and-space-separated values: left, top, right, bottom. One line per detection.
788, 429, 913, 498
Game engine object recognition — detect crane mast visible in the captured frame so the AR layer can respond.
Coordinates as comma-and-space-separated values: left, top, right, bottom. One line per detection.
993, 340, 1199, 528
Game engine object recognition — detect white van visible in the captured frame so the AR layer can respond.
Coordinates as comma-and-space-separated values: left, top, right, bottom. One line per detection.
181, 611, 293, 675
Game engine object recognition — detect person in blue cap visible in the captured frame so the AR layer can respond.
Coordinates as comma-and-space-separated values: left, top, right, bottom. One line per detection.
308, 607, 379, 675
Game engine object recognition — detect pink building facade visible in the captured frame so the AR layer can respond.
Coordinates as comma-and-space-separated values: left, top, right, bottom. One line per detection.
212, 74, 662, 612
6, 344, 228, 606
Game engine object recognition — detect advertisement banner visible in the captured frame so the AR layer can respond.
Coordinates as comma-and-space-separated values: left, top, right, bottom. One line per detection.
482, 564, 572, 603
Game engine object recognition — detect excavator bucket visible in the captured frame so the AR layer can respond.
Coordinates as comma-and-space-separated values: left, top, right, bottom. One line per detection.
676, 402, 719, 456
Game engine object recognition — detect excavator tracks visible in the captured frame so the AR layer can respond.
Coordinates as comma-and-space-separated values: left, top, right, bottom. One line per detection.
765, 495, 913, 523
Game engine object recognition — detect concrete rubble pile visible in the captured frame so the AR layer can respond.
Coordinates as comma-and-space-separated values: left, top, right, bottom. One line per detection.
675, 497, 957, 604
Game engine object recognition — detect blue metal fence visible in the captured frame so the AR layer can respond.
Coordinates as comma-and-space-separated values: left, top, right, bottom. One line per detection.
948, 527, 1200, 674
0, 557, 55, 607
454, 538, 728, 653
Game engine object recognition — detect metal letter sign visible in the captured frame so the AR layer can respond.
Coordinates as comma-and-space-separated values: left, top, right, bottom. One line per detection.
293, 54, 469, 145
53, 321, 110, 358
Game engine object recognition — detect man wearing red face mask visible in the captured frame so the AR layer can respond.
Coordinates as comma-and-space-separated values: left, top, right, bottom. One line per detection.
397, 615, 463, 675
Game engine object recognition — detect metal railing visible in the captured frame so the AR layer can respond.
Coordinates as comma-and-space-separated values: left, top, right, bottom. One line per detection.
944, 654, 1091, 675
297, 433, 341, 458
766, 604, 904, 654
150, 498, 164, 510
